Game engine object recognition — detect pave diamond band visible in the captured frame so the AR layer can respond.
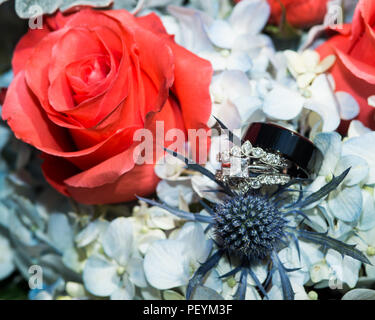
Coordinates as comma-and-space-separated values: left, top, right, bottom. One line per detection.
215, 140, 291, 193
215, 122, 323, 194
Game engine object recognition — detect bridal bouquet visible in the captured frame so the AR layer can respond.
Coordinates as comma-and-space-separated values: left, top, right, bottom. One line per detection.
0, 0, 374, 301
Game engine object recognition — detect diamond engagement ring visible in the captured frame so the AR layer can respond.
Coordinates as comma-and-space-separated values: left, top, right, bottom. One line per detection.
215, 122, 323, 193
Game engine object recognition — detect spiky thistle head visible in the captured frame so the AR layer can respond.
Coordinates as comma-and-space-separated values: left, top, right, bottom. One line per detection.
214, 194, 288, 260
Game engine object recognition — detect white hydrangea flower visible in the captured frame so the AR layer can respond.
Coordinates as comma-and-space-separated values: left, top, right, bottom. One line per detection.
207, 61, 343, 132
305, 74, 359, 132
209, 70, 265, 129
284, 50, 336, 89
83, 218, 147, 300
215, 256, 267, 300
132, 201, 178, 231
144, 222, 217, 293
341, 131, 375, 184
325, 249, 362, 289
301, 130, 375, 289
154, 152, 190, 181
156, 179, 196, 208
347, 120, 372, 138
308, 249, 362, 289
275, 50, 359, 132
309, 132, 370, 224
269, 240, 324, 300
166, 0, 273, 73
129, 202, 181, 254
348, 225, 375, 279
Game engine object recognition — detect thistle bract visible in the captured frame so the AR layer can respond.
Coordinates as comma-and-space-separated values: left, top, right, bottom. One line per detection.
139, 143, 371, 300
214, 195, 287, 260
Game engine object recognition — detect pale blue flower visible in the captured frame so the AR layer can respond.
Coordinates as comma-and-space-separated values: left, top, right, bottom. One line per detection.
83, 218, 147, 300
144, 222, 217, 291
311, 132, 369, 223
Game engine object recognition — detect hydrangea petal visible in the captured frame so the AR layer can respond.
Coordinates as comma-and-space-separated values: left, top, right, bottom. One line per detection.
335, 155, 369, 186
128, 257, 147, 288
206, 20, 235, 49
314, 132, 342, 176
110, 277, 135, 300
156, 180, 195, 208
328, 186, 363, 223
102, 218, 134, 266
326, 249, 361, 289
347, 120, 372, 138
175, 222, 212, 264
75, 220, 108, 248
226, 51, 253, 72
336, 91, 360, 120
83, 255, 119, 297
137, 229, 166, 255
342, 132, 375, 184
229, 0, 270, 36
263, 84, 304, 120
144, 239, 190, 289
358, 190, 375, 231
47, 213, 74, 253
305, 74, 341, 132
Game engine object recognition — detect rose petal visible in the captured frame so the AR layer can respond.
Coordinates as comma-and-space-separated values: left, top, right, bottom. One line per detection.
2, 72, 73, 153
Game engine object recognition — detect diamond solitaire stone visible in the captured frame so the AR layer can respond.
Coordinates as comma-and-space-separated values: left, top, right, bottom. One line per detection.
241, 141, 252, 156
251, 148, 265, 158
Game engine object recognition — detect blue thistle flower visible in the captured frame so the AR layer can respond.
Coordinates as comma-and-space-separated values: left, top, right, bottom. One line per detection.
214, 194, 287, 260
138, 125, 371, 301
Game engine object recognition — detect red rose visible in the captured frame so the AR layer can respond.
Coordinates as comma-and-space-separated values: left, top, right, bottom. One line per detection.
234, 0, 329, 28
317, 0, 375, 131
2, 9, 212, 204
